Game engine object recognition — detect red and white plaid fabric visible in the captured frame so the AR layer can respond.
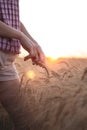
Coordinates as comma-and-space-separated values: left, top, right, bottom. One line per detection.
0, 0, 21, 54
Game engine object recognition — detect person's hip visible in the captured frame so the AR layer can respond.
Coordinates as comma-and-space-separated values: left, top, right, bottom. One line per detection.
0, 50, 19, 81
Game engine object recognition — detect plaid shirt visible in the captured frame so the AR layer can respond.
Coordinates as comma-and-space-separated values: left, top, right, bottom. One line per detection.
0, 0, 21, 54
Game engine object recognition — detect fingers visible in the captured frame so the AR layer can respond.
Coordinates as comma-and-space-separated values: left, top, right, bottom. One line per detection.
24, 54, 44, 66
24, 54, 36, 63
23, 38, 45, 65
24, 48, 39, 62
29, 44, 45, 63
36, 46, 46, 63
24, 54, 39, 66
24, 54, 49, 76
29, 44, 39, 62
24, 55, 31, 61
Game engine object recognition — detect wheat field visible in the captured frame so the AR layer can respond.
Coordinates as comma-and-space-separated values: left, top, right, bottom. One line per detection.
0, 57, 87, 130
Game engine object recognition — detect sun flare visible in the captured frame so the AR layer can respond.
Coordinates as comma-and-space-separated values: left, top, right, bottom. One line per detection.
26, 70, 35, 79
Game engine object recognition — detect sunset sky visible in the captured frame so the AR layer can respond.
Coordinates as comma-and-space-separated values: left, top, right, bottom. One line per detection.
20, 0, 87, 58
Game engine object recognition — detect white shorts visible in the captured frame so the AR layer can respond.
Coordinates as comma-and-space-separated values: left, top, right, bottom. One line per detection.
0, 50, 19, 81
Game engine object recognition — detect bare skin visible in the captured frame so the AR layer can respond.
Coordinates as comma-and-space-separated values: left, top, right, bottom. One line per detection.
0, 20, 45, 66
0, 6, 48, 130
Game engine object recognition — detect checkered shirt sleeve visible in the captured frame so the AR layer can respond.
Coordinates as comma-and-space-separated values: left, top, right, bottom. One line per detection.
0, 0, 21, 54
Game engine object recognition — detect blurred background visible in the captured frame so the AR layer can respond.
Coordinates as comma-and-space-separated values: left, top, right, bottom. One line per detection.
20, 0, 87, 58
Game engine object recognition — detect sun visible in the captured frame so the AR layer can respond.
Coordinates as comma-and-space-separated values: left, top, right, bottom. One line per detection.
20, 44, 83, 60
20, 0, 87, 59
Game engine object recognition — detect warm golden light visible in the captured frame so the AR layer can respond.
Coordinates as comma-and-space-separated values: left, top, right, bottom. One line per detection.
20, 45, 86, 60
46, 57, 58, 63
26, 70, 36, 79
20, 1, 87, 59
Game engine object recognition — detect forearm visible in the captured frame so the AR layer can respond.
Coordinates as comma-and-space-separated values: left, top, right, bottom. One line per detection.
20, 22, 38, 44
0, 20, 34, 51
0, 21, 45, 63
0, 20, 21, 40
20, 22, 45, 64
